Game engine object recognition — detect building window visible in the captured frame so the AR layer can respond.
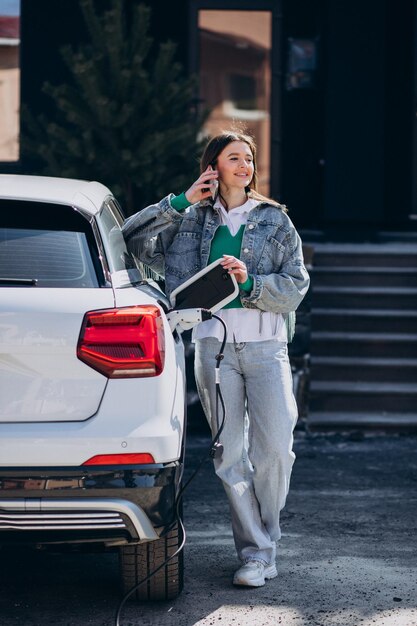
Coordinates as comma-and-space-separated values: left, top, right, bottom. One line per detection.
229, 74, 257, 110
0, 0, 20, 162
198, 10, 272, 195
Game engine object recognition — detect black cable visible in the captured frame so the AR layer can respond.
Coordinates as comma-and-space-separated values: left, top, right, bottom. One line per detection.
208, 314, 227, 460
115, 313, 227, 626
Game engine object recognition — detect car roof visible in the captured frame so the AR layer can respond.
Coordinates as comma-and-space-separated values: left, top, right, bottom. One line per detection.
0, 174, 113, 216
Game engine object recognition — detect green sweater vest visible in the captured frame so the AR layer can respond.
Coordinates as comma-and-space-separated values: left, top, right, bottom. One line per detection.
207, 225, 252, 308
171, 194, 253, 308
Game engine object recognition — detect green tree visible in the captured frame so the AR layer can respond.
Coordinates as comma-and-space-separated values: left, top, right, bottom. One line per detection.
22, 0, 206, 214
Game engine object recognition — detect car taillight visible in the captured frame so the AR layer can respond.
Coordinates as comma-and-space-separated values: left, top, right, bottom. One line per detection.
77, 306, 165, 378
82, 453, 155, 465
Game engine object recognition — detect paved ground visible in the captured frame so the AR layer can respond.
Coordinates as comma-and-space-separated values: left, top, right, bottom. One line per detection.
1, 429, 416, 626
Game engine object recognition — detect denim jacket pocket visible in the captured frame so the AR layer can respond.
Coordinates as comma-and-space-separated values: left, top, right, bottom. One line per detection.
257, 234, 286, 273
165, 231, 201, 279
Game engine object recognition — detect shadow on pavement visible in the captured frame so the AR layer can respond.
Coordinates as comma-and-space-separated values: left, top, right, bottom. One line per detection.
1, 431, 416, 626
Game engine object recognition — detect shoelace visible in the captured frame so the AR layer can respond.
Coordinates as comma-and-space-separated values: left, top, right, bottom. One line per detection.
244, 560, 265, 570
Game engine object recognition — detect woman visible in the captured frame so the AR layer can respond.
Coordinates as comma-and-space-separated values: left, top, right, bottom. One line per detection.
122, 131, 310, 587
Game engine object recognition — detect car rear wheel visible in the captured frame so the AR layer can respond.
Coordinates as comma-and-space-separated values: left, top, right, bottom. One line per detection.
119, 522, 184, 602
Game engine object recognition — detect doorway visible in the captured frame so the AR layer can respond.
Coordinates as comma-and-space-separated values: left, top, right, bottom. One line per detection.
189, 1, 283, 201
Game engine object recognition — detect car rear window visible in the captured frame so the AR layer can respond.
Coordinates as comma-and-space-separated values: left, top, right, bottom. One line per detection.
0, 200, 105, 288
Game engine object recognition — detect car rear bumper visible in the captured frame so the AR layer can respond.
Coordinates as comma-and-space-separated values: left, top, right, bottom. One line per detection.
0, 462, 181, 547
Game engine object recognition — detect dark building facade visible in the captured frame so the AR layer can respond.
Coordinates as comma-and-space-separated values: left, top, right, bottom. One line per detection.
1, 0, 416, 233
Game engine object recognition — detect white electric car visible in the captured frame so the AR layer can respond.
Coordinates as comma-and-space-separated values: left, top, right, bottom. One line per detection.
0, 175, 188, 601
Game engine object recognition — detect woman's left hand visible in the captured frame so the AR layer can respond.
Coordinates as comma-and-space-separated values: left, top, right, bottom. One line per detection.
220, 255, 248, 284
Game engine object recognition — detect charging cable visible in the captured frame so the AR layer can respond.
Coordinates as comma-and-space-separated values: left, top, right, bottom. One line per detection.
115, 311, 227, 626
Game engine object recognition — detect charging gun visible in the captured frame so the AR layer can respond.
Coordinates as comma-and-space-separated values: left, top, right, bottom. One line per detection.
166, 307, 213, 332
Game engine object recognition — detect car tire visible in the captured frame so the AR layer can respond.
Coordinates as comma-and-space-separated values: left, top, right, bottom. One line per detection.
119, 522, 184, 602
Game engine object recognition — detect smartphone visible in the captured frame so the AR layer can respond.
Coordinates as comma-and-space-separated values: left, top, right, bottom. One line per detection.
204, 163, 218, 199
210, 178, 219, 200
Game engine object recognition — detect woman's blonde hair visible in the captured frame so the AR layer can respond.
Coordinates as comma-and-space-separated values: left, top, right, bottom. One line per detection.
200, 130, 281, 208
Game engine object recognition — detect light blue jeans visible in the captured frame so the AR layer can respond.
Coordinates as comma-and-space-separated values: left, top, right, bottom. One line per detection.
194, 337, 298, 565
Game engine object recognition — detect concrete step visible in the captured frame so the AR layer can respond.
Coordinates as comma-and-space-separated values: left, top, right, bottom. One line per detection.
311, 356, 417, 383
307, 411, 417, 430
306, 240, 417, 428
309, 381, 417, 413
312, 266, 417, 288
311, 331, 417, 358
311, 309, 417, 334
300, 230, 417, 244
312, 243, 417, 267
312, 286, 417, 310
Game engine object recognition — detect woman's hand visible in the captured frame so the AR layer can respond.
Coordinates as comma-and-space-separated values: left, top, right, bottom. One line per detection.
185, 166, 218, 204
220, 255, 248, 284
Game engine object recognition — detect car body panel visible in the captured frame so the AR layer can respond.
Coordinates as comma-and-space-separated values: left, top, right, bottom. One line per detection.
0, 175, 110, 215
0, 286, 185, 464
0, 463, 180, 540
0, 175, 186, 550
0, 288, 114, 423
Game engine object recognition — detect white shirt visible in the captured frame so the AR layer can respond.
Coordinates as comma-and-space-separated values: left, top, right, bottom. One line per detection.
192, 197, 286, 343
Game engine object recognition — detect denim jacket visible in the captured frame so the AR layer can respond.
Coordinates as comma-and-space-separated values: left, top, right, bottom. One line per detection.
122, 195, 310, 340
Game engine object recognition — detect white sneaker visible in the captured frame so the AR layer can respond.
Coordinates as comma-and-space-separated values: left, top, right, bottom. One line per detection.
233, 560, 278, 587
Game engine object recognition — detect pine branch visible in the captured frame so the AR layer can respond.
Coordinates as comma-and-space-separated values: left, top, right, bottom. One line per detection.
21, 0, 206, 213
